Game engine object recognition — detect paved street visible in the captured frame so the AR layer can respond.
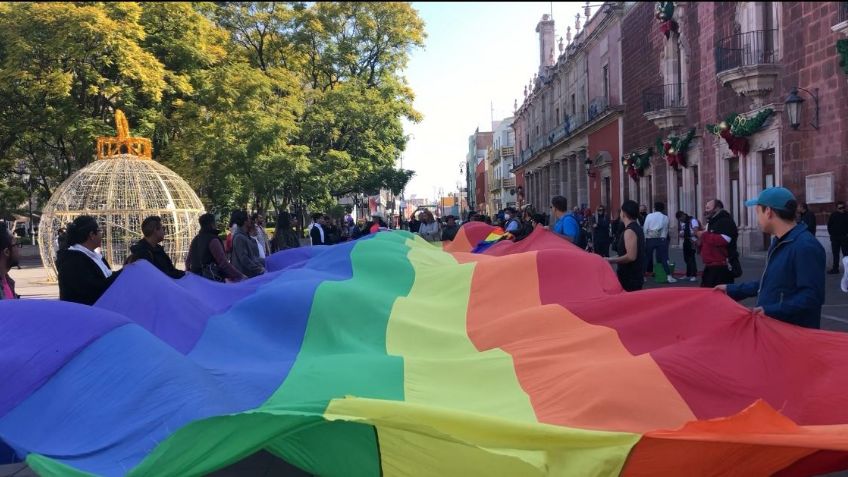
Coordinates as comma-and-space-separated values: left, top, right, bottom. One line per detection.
12, 243, 848, 333
643, 247, 848, 333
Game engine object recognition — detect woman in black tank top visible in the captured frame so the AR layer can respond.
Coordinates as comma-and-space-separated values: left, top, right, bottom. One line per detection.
605, 200, 646, 291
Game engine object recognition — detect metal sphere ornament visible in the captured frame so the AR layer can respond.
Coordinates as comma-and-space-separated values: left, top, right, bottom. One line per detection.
38, 110, 204, 281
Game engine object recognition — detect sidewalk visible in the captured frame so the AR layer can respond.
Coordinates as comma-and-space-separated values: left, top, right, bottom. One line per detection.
643, 246, 848, 333
8, 245, 58, 300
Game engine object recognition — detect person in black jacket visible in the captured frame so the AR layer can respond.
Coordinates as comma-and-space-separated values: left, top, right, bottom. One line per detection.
797, 202, 817, 235
592, 205, 611, 257
127, 216, 185, 279
827, 201, 848, 274
705, 199, 739, 283
56, 215, 121, 305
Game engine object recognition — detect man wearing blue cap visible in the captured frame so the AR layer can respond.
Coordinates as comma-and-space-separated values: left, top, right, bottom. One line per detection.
715, 187, 825, 328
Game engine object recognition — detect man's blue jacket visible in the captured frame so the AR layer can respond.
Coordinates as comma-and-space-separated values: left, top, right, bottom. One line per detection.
727, 223, 825, 329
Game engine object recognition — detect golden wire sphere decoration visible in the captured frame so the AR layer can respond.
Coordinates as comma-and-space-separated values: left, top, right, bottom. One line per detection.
38, 110, 204, 281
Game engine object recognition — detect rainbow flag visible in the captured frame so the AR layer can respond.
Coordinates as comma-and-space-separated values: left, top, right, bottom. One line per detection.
469, 226, 513, 253
2, 224, 848, 476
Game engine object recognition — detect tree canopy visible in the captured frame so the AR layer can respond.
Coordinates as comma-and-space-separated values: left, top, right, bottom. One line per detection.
0, 2, 424, 218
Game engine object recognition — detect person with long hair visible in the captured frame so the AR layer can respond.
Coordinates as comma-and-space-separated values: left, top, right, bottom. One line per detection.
186, 213, 245, 282
417, 210, 440, 242
56, 215, 121, 305
606, 200, 646, 292
271, 211, 301, 252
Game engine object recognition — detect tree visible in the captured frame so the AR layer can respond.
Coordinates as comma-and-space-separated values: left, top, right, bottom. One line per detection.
0, 2, 426, 219
0, 2, 167, 201
214, 2, 425, 209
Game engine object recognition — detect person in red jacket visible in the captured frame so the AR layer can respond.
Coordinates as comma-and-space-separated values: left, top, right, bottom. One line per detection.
695, 227, 731, 287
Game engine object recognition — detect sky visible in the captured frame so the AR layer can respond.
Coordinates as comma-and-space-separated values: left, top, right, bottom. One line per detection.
401, 2, 587, 200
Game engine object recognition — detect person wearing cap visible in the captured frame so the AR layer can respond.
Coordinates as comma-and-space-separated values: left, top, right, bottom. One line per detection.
716, 187, 825, 329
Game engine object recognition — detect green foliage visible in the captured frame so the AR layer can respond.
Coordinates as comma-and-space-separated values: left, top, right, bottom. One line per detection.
707, 109, 773, 138
0, 2, 425, 217
656, 128, 695, 154
622, 148, 653, 173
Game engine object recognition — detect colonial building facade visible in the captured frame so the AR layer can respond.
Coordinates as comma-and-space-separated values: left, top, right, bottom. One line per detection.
466, 129, 492, 215
486, 118, 517, 214
514, 2, 848, 255
513, 5, 624, 217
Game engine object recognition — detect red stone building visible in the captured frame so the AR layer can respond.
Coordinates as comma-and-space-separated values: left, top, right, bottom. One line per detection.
621, 1, 848, 254
513, 6, 625, 216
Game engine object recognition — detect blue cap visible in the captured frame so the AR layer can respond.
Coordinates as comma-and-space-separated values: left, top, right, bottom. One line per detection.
744, 187, 796, 211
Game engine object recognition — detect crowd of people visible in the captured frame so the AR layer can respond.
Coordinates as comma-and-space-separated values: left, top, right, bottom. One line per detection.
3, 187, 847, 332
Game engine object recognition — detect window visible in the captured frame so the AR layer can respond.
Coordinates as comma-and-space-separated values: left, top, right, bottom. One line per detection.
602, 64, 609, 101
556, 107, 560, 125
571, 94, 576, 115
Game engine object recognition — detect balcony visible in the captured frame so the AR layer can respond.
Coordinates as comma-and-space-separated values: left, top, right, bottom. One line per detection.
833, 2, 848, 36
587, 96, 609, 122
715, 29, 780, 105
501, 146, 514, 157
490, 178, 502, 193
642, 83, 687, 130
502, 177, 515, 189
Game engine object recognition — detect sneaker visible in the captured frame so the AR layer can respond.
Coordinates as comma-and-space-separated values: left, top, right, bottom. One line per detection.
689, 276, 698, 282
842, 257, 848, 293
667, 276, 677, 284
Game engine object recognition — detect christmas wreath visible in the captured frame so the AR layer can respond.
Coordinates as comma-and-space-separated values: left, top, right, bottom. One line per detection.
706, 108, 773, 157
656, 128, 695, 170
655, 2, 678, 39
621, 148, 653, 182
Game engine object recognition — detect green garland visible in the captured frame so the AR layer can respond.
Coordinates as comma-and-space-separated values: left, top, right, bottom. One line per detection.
706, 108, 773, 138
621, 147, 653, 177
656, 128, 695, 169
838, 39, 848, 75
655, 128, 695, 156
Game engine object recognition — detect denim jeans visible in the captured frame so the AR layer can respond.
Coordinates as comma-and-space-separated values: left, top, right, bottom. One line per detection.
645, 238, 670, 275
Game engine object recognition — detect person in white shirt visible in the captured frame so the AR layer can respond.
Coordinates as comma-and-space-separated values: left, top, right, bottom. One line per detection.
643, 202, 676, 283
251, 213, 270, 259
417, 210, 441, 242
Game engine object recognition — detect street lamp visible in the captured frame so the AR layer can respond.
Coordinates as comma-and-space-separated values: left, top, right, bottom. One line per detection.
784, 86, 819, 131
584, 157, 596, 178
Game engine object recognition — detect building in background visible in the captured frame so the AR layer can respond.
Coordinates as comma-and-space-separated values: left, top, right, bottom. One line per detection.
620, 1, 848, 255
487, 117, 517, 214
467, 128, 493, 216
509, 2, 848, 256
513, 5, 624, 215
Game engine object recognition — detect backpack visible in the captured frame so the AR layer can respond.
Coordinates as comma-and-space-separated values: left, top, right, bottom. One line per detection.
565, 214, 589, 250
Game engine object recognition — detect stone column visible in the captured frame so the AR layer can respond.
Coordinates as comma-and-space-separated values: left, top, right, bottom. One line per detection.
576, 150, 587, 207
667, 165, 679, 246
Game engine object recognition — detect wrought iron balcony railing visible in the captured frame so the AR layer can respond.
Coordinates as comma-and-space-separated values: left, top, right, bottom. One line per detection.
587, 96, 609, 121
642, 83, 686, 113
715, 29, 778, 74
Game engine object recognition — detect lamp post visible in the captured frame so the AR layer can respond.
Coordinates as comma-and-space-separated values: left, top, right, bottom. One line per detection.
584, 157, 596, 178
784, 86, 819, 130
